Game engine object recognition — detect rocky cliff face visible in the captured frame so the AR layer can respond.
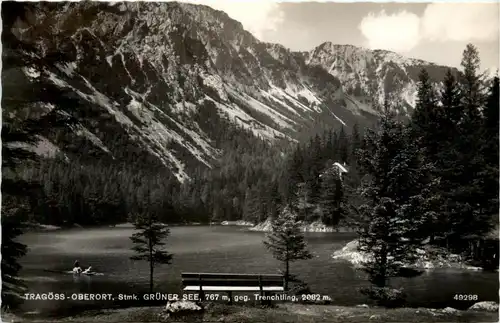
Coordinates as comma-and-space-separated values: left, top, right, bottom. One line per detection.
3, 2, 455, 181
303, 42, 457, 116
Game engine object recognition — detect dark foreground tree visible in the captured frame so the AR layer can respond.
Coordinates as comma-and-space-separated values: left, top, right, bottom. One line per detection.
480, 76, 499, 219
1, 102, 40, 312
2, 2, 80, 310
444, 44, 493, 244
355, 107, 430, 306
1, 198, 29, 311
263, 206, 313, 291
409, 68, 450, 242
130, 213, 173, 294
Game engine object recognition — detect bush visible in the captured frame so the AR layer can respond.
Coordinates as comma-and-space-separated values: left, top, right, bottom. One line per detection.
285, 273, 312, 296
360, 287, 406, 308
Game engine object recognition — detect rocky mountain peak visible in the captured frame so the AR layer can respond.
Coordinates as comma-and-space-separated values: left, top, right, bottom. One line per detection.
303, 42, 457, 114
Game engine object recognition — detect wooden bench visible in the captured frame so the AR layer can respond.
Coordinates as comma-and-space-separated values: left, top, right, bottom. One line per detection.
181, 272, 285, 304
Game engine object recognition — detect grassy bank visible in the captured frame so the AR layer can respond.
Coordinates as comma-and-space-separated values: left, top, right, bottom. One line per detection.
5, 303, 498, 323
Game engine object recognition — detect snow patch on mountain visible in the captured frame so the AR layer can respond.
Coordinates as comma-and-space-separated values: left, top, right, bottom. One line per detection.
75, 125, 111, 154
331, 112, 347, 127
119, 52, 134, 83
105, 55, 113, 67
202, 96, 287, 140
295, 86, 323, 111
269, 85, 313, 113
260, 90, 300, 116
33, 136, 64, 158
23, 66, 41, 79
227, 88, 296, 129
55, 62, 77, 77
284, 83, 323, 112
5, 135, 65, 159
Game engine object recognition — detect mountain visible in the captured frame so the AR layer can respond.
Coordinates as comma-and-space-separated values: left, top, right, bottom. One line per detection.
3, 2, 455, 181
303, 42, 457, 116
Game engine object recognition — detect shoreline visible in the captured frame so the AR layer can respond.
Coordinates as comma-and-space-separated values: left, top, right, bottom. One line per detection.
332, 239, 492, 271
250, 218, 355, 233
23, 219, 353, 233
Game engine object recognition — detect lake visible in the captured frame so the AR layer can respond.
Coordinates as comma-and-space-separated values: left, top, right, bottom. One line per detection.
18, 225, 498, 317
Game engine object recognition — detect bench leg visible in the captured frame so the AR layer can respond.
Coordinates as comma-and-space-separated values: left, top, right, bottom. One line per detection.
227, 292, 232, 305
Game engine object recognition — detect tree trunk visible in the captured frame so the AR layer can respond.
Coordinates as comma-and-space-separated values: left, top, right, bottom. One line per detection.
150, 259, 154, 294
377, 244, 388, 288
284, 260, 289, 292
149, 237, 154, 294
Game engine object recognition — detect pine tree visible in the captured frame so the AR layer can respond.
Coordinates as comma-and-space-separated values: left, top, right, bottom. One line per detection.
243, 187, 260, 223
263, 206, 313, 291
477, 77, 499, 226
461, 44, 486, 117
306, 135, 323, 205
1, 8, 64, 308
440, 69, 462, 126
266, 181, 282, 220
483, 76, 499, 140
337, 126, 350, 164
285, 146, 305, 205
350, 123, 362, 163
410, 68, 442, 154
445, 44, 493, 243
1, 187, 30, 311
409, 68, 448, 242
320, 167, 347, 228
355, 108, 428, 305
424, 69, 464, 243
130, 212, 173, 293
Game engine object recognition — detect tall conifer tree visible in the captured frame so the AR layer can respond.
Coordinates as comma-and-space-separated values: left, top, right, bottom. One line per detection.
355, 107, 429, 305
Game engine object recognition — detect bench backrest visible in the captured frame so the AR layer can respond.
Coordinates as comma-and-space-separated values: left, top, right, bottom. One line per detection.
181, 272, 284, 288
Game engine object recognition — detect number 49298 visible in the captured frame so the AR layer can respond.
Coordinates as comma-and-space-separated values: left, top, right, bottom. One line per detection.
453, 294, 478, 301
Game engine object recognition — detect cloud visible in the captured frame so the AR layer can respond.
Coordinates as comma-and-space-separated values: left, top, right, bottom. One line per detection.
182, 0, 284, 40
359, 3, 499, 52
359, 10, 421, 52
421, 3, 499, 43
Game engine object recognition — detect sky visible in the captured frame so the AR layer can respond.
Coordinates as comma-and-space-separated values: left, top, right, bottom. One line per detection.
182, 1, 499, 71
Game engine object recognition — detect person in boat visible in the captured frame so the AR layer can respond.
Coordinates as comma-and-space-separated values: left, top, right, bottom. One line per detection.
73, 260, 82, 274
